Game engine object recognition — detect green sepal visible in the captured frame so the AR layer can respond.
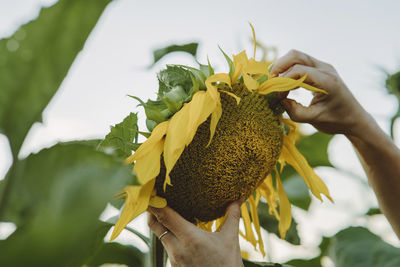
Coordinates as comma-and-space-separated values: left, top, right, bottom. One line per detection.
146, 119, 157, 132
129, 95, 172, 124
98, 113, 139, 158
157, 65, 193, 95
176, 64, 207, 89
198, 56, 215, 77
219, 46, 235, 79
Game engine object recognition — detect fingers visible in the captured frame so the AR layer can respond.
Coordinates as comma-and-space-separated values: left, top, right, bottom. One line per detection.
270, 49, 319, 75
282, 99, 318, 123
148, 206, 197, 241
220, 200, 241, 238
148, 212, 179, 249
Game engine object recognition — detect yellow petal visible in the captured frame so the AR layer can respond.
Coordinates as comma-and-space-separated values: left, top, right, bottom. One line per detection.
149, 195, 167, 208
275, 170, 291, 238
258, 174, 279, 219
125, 121, 169, 163
243, 73, 259, 91
243, 58, 269, 75
258, 75, 328, 95
205, 73, 231, 103
163, 103, 192, 188
219, 90, 241, 105
249, 23, 256, 59
197, 220, 213, 232
241, 202, 257, 249
281, 136, 333, 202
248, 194, 265, 257
232, 50, 249, 84
207, 104, 222, 147
110, 179, 155, 241
133, 138, 164, 184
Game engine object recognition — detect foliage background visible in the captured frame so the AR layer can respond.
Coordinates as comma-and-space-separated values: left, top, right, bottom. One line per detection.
1, 0, 400, 266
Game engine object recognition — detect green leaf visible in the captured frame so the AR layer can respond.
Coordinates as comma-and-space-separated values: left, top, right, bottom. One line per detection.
152, 42, 199, 66
329, 227, 400, 267
282, 173, 311, 211
0, 0, 112, 157
285, 257, 321, 267
243, 259, 293, 267
365, 207, 382, 216
257, 202, 300, 245
86, 242, 146, 267
297, 132, 333, 167
0, 143, 134, 266
98, 113, 139, 158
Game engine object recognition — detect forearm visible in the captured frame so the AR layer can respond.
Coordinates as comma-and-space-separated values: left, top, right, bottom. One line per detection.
346, 112, 400, 237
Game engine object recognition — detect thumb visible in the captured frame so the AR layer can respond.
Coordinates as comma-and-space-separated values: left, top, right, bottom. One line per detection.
282, 98, 315, 123
220, 200, 241, 237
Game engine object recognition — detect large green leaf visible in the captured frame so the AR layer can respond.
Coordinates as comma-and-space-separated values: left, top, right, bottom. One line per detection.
285, 257, 321, 267
297, 132, 333, 167
86, 242, 146, 267
98, 113, 140, 158
282, 173, 311, 211
243, 259, 293, 267
0, 0, 112, 156
0, 143, 134, 266
257, 202, 300, 245
152, 42, 198, 66
329, 227, 400, 267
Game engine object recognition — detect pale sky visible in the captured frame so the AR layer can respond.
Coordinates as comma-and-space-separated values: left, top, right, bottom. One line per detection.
1, 0, 400, 263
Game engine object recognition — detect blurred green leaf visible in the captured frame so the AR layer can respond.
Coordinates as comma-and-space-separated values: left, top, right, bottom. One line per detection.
282, 173, 311, 211
285, 257, 321, 267
365, 207, 382, 216
257, 202, 300, 245
0, 143, 134, 266
329, 227, 400, 267
152, 42, 199, 66
0, 0, 112, 156
98, 113, 140, 158
243, 259, 293, 267
385, 71, 400, 138
86, 242, 146, 267
297, 132, 333, 167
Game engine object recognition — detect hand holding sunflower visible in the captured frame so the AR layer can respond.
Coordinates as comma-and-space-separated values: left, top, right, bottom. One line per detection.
271, 49, 370, 137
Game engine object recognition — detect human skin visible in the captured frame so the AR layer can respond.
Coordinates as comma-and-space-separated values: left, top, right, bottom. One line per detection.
270, 49, 400, 238
148, 50, 400, 266
148, 201, 244, 267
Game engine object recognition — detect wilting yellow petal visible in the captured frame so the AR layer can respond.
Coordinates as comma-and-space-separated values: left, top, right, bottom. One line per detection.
243, 58, 269, 75
207, 103, 222, 147
249, 23, 256, 59
248, 194, 265, 257
241, 202, 257, 249
133, 138, 164, 185
163, 103, 192, 188
205, 73, 231, 103
149, 196, 167, 208
219, 90, 241, 105
243, 73, 259, 91
281, 136, 333, 202
258, 174, 279, 219
241, 250, 250, 260
125, 121, 169, 164
275, 170, 291, 239
258, 75, 328, 95
110, 179, 155, 241
197, 220, 213, 232
232, 51, 249, 83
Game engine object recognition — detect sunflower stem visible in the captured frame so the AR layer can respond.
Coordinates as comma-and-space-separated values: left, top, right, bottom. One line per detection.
151, 233, 165, 267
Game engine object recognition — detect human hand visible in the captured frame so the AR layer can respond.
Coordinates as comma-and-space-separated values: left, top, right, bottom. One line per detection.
270, 49, 371, 137
147, 201, 244, 267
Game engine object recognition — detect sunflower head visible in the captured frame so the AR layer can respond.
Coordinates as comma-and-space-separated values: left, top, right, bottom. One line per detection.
110, 25, 332, 257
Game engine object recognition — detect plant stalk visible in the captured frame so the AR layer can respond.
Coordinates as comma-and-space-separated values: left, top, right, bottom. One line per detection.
151, 233, 165, 267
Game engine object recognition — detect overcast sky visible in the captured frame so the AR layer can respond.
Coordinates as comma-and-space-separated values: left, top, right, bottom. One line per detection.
1, 0, 400, 263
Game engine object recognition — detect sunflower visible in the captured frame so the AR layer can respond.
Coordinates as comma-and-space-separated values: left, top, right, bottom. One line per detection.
109, 25, 332, 257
